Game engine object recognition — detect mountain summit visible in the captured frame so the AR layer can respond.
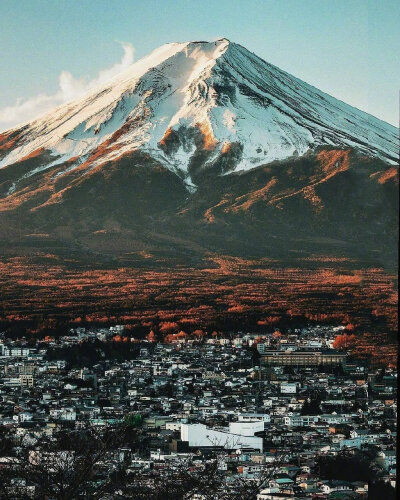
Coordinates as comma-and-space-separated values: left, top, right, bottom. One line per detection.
0, 39, 398, 194
0, 39, 398, 267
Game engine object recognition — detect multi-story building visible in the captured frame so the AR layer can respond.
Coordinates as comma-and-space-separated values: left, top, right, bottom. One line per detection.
261, 350, 346, 367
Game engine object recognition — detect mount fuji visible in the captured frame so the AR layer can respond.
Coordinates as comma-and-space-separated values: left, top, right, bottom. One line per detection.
0, 39, 398, 266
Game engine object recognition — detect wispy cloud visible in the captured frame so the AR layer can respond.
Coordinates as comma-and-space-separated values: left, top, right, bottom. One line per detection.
0, 42, 134, 130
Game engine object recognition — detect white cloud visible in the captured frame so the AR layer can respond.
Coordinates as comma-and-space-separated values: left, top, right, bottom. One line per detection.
0, 42, 134, 130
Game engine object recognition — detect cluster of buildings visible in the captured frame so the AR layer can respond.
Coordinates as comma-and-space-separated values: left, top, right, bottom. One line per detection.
0, 324, 397, 498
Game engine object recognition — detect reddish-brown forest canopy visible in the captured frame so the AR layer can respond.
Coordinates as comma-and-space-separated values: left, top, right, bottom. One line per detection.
0, 253, 397, 366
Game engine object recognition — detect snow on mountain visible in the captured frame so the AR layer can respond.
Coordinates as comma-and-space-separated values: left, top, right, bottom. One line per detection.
0, 38, 398, 192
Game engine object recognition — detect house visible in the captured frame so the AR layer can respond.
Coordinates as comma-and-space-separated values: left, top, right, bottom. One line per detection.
319, 479, 353, 494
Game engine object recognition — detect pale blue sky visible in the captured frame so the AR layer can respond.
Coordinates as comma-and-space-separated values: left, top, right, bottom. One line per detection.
0, 0, 399, 128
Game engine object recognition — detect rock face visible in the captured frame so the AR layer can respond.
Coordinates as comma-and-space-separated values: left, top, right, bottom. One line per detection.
0, 39, 398, 266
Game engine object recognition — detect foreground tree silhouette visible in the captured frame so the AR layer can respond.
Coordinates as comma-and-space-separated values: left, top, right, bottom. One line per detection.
120, 455, 283, 500
0, 424, 282, 499
0, 425, 131, 499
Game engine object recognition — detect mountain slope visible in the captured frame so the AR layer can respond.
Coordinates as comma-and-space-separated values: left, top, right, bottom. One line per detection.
0, 38, 398, 199
0, 147, 397, 269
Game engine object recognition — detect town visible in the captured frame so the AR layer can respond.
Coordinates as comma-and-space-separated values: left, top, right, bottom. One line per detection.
0, 325, 397, 499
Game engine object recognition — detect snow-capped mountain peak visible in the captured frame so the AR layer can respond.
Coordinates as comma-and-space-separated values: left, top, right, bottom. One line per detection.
0, 38, 398, 193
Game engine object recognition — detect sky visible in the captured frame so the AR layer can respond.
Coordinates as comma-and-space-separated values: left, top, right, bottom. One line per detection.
0, 0, 399, 130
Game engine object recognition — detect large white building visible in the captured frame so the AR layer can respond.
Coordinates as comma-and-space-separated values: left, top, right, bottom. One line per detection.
181, 423, 263, 451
